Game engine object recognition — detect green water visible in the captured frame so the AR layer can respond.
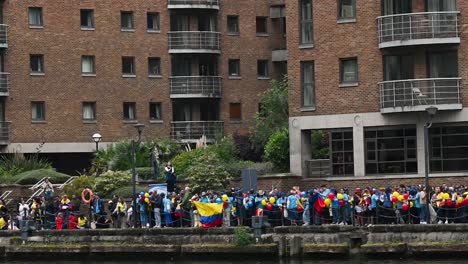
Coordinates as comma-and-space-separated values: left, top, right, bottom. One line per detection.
4, 261, 463, 264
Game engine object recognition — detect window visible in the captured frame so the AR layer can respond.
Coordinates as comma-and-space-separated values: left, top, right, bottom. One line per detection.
228, 59, 240, 77
299, 0, 313, 45
428, 51, 458, 78
30, 54, 44, 73
28, 7, 43, 27
149, 102, 162, 120
331, 130, 354, 176
121, 11, 134, 30
227, 16, 239, 34
301, 61, 315, 108
257, 60, 269, 78
148, 57, 161, 76
80, 9, 94, 29
147, 12, 160, 31
122, 56, 135, 76
123, 102, 136, 120
31, 101, 45, 121
340, 58, 358, 84
229, 103, 241, 121
430, 125, 468, 172
81, 56, 95, 74
338, 0, 356, 20
383, 55, 414, 81
82, 102, 96, 121
365, 127, 417, 175
255, 17, 267, 35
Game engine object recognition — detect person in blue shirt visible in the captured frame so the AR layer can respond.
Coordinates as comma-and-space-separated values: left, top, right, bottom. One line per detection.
330, 191, 340, 224
302, 192, 310, 226
162, 193, 172, 227
287, 190, 299, 225
139, 195, 149, 228
199, 192, 210, 203
370, 189, 380, 225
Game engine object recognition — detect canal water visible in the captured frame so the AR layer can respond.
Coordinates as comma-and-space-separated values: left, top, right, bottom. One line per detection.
4, 260, 463, 264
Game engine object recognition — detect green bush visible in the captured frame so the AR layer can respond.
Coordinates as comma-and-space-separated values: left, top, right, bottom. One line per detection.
62, 176, 96, 197
112, 186, 148, 199
0, 153, 52, 182
14, 169, 71, 185
187, 152, 231, 193
234, 227, 252, 247
94, 170, 131, 198
135, 167, 155, 181
171, 148, 204, 180
264, 129, 290, 172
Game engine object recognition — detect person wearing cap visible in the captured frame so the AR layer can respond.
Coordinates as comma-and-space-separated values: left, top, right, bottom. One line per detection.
200, 192, 210, 203
255, 190, 267, 217
59, 195, 72, 229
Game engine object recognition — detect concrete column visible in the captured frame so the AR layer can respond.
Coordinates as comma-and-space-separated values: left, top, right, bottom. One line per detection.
416, 119, 426, 177
353, 117, 365, 177
289, 122, 303, 176
301, 130, 312, 177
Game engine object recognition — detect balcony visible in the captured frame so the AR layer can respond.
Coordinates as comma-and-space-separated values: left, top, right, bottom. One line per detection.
377, 12, 460, 49
171, 121, 223, 142
170, 76, 222, 98
168, 0, 219, 10
0, 24, 7, 48
379, 78, 462, 113
0, 122, 10, 145
168, 31, 220, 54
0, 73, 10, 96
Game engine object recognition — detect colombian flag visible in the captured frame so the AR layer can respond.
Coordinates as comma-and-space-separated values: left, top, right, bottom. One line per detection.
194, 201, 223, 228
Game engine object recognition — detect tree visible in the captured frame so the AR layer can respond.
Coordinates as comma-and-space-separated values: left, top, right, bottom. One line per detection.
187, 152, 231, 193
264, 129, 290, 172
250, 75, 289, 151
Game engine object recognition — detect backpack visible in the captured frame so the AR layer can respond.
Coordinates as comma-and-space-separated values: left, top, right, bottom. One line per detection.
383, 193, 392, 208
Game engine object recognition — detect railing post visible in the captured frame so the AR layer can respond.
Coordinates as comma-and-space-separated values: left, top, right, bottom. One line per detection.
409, 15, 412, 40
457, 79, 461, 104
433, 80, 437, 105
393, 82, 396, 108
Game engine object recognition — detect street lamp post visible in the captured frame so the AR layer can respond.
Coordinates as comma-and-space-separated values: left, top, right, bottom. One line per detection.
424, 106, 438, 223
132, 123, 145, 228
92, 133, 102, 176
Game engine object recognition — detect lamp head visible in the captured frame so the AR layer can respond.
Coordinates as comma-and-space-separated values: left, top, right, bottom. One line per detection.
134, 123, 145, 135
425, 106, 438, 117
92, 133, 102, 143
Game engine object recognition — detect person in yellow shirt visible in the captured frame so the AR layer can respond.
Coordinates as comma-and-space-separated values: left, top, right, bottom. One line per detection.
77, 214, 88, 229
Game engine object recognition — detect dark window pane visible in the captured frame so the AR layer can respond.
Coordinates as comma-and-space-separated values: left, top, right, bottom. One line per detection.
229, 103, 241, 120
256, 17, 267, 34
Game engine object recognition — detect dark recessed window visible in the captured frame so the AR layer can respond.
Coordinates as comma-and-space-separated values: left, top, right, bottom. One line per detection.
28, 7, 43, 27
257, 60, 269, 78
300, 0, 313, 45
122, 56, 135, 75
301, 61, 315, 108
80, 9, 94, 29
340, 58, 358, 84
148, 57, 161, 76
82, 102, 96, 120
123, 102, 136, 120
149, 102, 162, 120
30, 54, 44, 73
229, 103, 241, 121
121, 11, 134, 30
227, 16, 239, 34
338, 0, 356, 20
228, 59, 240, 77
31, 101, 45, 121
147, 12, 160, 31
256, 17, 268, 35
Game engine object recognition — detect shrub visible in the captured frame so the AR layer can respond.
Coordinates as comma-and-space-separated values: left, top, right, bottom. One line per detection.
135, 167, 155, 181
171, 148, 204, 180
187, 152, 231, 193
233, 134, 263, 162
264, 129, 290, 172
234, 227, 252, 247
0, 153, 52, 179
62, 176, 96, 197
94, 170, 131, 198
14, 169, 71, 185
112, 186, 148, 199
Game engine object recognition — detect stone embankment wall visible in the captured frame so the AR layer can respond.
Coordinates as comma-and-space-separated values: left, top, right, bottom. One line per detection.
0, 225, 468, 260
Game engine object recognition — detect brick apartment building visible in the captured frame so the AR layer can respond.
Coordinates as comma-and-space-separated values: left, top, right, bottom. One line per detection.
289, 0, 468, 185
0, 0, 286, 171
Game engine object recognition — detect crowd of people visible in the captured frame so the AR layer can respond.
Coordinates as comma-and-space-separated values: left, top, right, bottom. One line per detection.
1, 180, 468, 230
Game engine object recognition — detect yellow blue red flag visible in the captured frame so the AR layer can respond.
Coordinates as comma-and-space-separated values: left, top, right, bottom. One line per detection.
194, 201, 223, 228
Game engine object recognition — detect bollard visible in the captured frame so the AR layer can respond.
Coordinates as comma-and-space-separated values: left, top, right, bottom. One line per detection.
252, 216, 263, 242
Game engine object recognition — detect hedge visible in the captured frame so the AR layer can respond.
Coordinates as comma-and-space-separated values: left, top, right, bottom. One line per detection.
14, 169, 71, 185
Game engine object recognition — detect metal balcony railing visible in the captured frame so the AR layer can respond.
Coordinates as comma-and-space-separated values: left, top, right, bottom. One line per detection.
0, 72, 10, 95
0, 121, 10, 144
168, 0, 219, 9
171, 121, 223, 141
168, 31, 220, 52
170, 76, 222, 98
0, 24, 7, 47
305, 159, 331, 178
377, 12, 460, 48
379, 78, 462, 113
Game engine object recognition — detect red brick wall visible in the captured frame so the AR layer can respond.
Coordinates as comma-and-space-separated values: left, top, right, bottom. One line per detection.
3, 0, 285, 144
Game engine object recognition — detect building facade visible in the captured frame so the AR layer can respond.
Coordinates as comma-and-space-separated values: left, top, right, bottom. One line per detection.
0, 0, 286, 171
288, 0, 468, 182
